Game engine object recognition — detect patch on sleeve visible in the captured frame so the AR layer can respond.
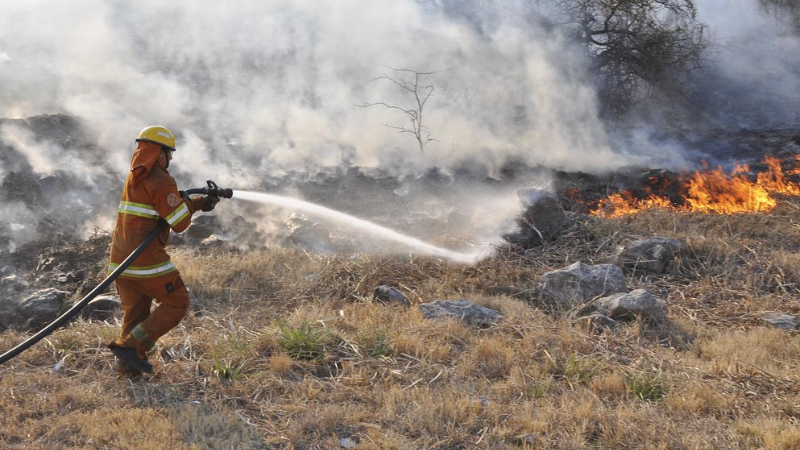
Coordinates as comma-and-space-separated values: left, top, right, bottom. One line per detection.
167, 193, 181, 208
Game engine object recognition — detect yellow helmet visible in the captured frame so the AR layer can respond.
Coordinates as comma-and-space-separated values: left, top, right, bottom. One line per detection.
136, 125, 176, 151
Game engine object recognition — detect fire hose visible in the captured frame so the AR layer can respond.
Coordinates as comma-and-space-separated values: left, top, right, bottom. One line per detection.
0, 180, 233, 365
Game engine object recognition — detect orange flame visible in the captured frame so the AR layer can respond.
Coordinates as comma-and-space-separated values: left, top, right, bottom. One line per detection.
757, 155, 800, 196
591, 155, 800, 218
594, 191, 674, 217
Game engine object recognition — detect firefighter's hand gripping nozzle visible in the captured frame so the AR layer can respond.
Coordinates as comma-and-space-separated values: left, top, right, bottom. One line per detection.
201, 180, 234, 199
183, 180, 233, 199
186, 180, 233, 213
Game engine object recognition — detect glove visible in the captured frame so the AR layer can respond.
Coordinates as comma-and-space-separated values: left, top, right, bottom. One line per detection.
202, 195, 220, 212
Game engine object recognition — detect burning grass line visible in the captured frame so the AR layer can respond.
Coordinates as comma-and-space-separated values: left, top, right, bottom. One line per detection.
589, 155, 800, 218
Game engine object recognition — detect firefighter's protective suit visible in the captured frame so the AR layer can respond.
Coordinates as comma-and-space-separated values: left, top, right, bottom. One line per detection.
108, 137, 207, 374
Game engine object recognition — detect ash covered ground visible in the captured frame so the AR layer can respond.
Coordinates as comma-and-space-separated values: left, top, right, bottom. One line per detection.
1, 113, 799, 316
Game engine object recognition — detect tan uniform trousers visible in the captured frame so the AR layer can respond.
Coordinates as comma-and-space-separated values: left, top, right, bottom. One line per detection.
114, 271, 190, 357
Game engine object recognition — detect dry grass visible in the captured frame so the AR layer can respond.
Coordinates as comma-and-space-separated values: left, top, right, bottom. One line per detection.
2, 200, 800, 449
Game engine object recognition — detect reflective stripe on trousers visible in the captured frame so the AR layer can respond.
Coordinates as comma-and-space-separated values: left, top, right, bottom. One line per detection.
109, 260, 177, 278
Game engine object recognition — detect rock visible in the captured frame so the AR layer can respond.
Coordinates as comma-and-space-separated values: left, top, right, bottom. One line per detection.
183, 215, 220, 243
761, 313, 800, 330
287, 214, 333, 253
590, 289, 666, 322
514, 434, 535, 446
200, 234, 229, 250
374, 285, 410, 307
2, 274, 28, 291
18, 288, 70, 328
577, 312, 620, 331
339, 437, 358, 448
504, 188, 568, 248
80, 294, 121, 321
56, 272, 76, 283
538, 262, 627, 308
0, 298, 20, 332
419, 299, 502, 327
70, 270, 86, 282
226, 215, 267, 250
618, 237, 685, 273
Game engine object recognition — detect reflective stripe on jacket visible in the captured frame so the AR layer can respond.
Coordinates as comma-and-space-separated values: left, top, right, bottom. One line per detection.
109, 141, 205, 279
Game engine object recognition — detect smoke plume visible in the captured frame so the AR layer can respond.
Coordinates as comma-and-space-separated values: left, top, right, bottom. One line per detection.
692, 0, 800, 127
0, 0, 796, 254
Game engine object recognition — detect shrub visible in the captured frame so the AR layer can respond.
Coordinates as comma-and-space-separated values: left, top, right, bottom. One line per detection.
278, 322, 328, 361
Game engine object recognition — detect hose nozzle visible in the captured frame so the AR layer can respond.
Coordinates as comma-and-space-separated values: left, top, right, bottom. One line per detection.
184, 180, 233, 198
206, 180, 233, 198
204, 180, 233, 198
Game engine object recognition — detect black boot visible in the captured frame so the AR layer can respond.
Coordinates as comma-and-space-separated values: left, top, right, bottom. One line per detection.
109, 344, 153, 374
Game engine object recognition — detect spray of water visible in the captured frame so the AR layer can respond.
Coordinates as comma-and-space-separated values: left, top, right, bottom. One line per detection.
234, 191, 487, 265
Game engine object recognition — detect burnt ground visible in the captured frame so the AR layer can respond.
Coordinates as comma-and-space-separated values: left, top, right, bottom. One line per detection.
1, 232, 112, 304
1, 114, 799, 324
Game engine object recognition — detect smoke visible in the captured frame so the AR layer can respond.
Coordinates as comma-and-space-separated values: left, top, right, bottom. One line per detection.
0, 124, 109, 184
0, 0, 685, 180
0, 0, 795, 255
693, 0, 800, 127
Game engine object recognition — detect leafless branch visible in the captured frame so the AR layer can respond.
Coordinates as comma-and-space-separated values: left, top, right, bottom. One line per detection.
359, 67, 442, 153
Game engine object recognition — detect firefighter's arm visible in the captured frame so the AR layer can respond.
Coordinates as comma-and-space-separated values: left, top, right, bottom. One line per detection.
179, 191, 207, 214
153, 180, 194, 233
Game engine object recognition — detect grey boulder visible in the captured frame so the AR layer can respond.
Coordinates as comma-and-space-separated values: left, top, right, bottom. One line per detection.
374, 285, 410, 307
18, 288, 70, 328
80, 294, 121, 321
618, 237, 685, 274
504, 188, 568, 247
538, 262, 627, 308
591, 289, 666, 322
419, 299, 501, 327
761, 313, 799, 330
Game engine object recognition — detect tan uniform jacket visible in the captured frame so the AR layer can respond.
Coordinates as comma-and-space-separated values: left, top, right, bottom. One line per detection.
109, 142, 204, 279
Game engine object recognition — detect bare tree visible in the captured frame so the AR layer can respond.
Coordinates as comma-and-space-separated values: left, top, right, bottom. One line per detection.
360, 67, 439, 153
552, 0, 707, 112
428, 0, 707, 114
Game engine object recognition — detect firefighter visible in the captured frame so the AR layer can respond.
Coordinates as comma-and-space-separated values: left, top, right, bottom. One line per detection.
108, 125, 218, 376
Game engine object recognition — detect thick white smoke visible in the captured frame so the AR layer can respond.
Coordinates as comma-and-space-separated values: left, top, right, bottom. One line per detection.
694, 0, 800, 126
0, 0, 683, 182
0, 0, 796, 255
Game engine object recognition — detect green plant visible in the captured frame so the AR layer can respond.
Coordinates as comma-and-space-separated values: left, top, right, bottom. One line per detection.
626, 372, 665, 401
359, 330, 394, 358
529, 383, 548, 398
49, 333, 79, 358
211, 358, 249, 381
221, 330, 249, 353
552, 354, 601, 386
278, 321, 328, 361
